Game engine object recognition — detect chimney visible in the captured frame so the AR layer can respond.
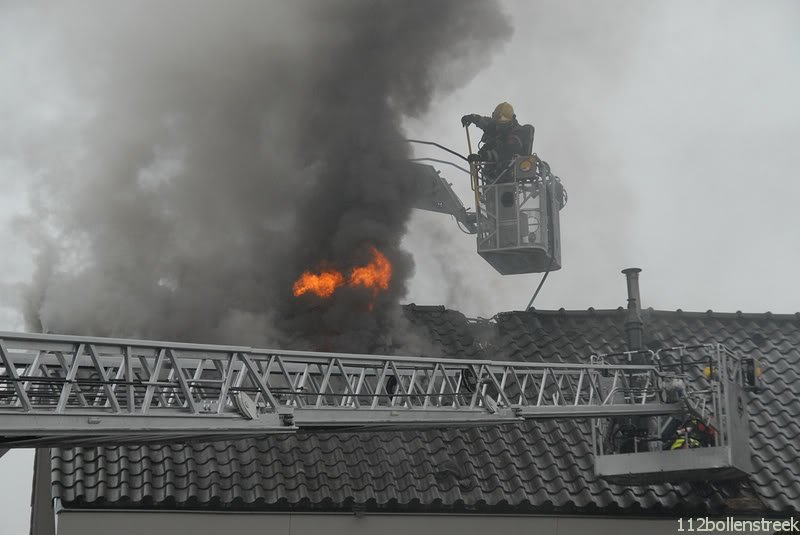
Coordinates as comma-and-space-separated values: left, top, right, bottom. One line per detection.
621, 267, 651, 452
622, 267, 643, 352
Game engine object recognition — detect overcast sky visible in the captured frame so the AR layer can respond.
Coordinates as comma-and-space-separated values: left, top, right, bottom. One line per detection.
1, 1, 799, 532
405, 0, 800, 317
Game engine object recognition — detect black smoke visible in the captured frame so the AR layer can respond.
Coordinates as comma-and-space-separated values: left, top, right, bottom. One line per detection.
20, 1, 510, 352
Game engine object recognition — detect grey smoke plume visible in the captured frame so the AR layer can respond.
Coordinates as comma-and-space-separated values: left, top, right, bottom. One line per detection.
20, 1, 510, 352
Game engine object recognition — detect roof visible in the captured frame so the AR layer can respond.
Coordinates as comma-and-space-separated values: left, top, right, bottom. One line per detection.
48, 305, 800, 515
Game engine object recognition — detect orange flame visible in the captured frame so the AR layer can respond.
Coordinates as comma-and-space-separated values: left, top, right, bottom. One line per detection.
350, 247, 391, 293
292, 270, 345, 298
292, 247, 392, 301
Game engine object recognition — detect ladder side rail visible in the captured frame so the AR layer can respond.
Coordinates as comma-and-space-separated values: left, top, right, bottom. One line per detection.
0, 331, 253, 355
3, 341, 666, 375
0, 331, 687, 375
5, 365, 665, 415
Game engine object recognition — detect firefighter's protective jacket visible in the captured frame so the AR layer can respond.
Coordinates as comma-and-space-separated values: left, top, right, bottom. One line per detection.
472, 117, 532, 164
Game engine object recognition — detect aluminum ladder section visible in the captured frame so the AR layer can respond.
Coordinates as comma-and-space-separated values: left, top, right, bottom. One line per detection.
0, 331, 679, 448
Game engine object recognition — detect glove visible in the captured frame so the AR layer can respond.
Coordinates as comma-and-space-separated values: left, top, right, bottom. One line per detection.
467, 153, 483, 163
461, 114, 478, 127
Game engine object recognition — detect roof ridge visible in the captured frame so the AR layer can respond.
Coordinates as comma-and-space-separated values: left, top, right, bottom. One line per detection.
486, 308, 800, 321
403, 303, 800, 321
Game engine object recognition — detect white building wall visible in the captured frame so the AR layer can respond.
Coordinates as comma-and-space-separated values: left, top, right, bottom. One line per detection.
53, 510, 759, 535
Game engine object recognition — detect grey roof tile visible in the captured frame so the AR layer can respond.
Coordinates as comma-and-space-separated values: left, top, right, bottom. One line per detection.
49, 305, 800, 515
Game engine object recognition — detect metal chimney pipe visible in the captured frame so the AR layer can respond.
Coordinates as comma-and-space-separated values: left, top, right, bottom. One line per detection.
621, 267, 651, 452
622, 267, 643, 352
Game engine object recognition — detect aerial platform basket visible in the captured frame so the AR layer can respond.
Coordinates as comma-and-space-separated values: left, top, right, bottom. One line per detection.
475, 154, 566, 275
406, 139, 567, 276
590, 344, 760, 485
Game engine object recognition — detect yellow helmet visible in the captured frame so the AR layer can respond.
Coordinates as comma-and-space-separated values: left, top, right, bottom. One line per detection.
492, 102, 515, 124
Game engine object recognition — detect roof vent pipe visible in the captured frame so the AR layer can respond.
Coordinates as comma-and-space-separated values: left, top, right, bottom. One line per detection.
621, 267, 651, 452
622, 268, 644, 353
